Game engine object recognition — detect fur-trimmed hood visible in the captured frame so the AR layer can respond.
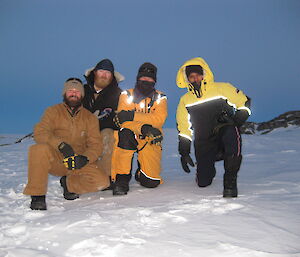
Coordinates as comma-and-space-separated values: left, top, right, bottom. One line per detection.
84, 67, 125, 85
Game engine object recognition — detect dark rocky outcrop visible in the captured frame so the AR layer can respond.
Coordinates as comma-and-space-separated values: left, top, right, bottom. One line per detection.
240, 111, 300, 134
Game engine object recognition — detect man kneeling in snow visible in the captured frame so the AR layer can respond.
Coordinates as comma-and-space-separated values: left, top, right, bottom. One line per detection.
176, 57, 251, 197
23, 78, 109, 210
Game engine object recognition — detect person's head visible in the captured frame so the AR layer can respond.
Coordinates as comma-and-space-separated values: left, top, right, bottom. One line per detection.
186, 65, 204, 85
93, 59, 114, 90
135, 62, 157, 98
137, 62, 157, 83
63, 78, 84, 108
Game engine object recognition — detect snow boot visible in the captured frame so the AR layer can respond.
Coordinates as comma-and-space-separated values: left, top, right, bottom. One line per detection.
135, 169, 140, 182
30, 195, 47, 210
223, 155, 241, 197
223, 173, 238, 197
113, 174, 131, 195
60, 176, 79, 200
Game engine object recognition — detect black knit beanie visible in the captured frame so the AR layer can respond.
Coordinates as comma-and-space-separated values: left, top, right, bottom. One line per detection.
94, 59, 114, 73
137, 62, 157, 82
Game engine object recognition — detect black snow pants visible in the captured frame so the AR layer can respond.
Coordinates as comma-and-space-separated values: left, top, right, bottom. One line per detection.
194, 125, 242, 187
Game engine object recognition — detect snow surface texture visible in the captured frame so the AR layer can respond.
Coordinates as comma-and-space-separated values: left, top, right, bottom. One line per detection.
0, 128, 299, 257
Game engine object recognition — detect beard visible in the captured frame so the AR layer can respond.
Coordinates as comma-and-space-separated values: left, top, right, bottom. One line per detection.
63, 94, 83, 108
94, 76, 112, 89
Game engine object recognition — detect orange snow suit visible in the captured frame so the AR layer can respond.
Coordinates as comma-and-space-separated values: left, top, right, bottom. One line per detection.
111, 89, 167, 184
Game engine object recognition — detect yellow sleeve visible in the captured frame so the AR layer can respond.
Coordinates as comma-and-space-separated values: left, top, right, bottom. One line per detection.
221, 83, 251, 115
176, 96, 193, 141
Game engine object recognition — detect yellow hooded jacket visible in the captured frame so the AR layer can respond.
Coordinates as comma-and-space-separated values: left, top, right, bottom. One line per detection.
176, 57, 251, 141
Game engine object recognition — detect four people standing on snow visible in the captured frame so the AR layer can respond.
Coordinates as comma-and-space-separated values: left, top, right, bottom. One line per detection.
176, 57, 251, 197
24, 57, 251, 210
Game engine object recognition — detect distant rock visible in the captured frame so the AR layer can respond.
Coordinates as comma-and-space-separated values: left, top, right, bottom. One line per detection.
240, 110, 300, 134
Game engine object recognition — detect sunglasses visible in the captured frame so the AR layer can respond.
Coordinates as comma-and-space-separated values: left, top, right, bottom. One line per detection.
66, 77, 83, 84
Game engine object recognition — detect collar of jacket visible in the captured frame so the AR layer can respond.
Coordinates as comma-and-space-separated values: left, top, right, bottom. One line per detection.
63, 103, 82, 117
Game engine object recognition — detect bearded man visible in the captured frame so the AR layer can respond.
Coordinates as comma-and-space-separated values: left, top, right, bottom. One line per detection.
23, 78, 109, 210
82, 59, 124, 187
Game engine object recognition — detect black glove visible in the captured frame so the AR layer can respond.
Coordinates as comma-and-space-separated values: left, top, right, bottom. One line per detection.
58, 142, 75, 157
63, 155, 89, 170
217, 108, 235, 124
233, 109, 250, 127
180, 155, 195, 173
141, 124, 163, 145
113, 110, 135, 128
178, 136, 195, 173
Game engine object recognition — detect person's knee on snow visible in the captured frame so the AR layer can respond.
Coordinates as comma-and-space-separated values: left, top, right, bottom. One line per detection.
138, 171, 160, 188
196, 168, 216, 187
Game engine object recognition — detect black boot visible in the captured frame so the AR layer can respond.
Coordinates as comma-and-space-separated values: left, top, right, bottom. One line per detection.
113, 174, 131, 196
223, 173, 238, 197
135, 169, 140, 182
223, 155, 242, 197
102, 176, 114, 191
30, 195, 47, 210
60, 176, 79, 200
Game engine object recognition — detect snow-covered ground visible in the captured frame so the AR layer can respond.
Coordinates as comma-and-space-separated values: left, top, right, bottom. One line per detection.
0, 128, 299, 257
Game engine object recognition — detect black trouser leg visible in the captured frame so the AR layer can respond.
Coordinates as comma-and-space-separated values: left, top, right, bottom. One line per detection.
194, 142, 217, 187
219, 125, 242, 197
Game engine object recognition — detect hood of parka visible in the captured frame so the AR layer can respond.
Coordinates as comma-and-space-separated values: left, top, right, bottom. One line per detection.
176, 57, 214, 92
84, 67, 125, 86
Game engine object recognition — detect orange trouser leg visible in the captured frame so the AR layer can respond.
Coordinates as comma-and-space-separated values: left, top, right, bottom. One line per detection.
23, 143, 109, 196
137, 141, 163, 184
111, 147, 135, 181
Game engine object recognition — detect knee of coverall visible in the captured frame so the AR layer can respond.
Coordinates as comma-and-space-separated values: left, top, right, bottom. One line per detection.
117, 128, 138, 150
139, 171, 160, 188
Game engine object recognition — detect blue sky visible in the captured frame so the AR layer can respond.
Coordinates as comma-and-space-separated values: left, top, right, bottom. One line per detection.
1, 0, 299, 133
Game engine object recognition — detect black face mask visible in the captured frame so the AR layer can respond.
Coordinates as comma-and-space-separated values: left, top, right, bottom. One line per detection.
190, 82, 201, 98
134, 80, 156, 102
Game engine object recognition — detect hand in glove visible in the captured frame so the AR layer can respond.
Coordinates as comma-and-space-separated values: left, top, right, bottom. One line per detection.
180, 155, 195, 173
141, 124, 163, 146
178, 136, 195, 173
58, 142, 75, 157
63, 155, 89, 170
113, 110, 135, 128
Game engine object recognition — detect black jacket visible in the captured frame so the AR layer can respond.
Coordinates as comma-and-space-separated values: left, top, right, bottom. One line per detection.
82, 77, 122, 130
